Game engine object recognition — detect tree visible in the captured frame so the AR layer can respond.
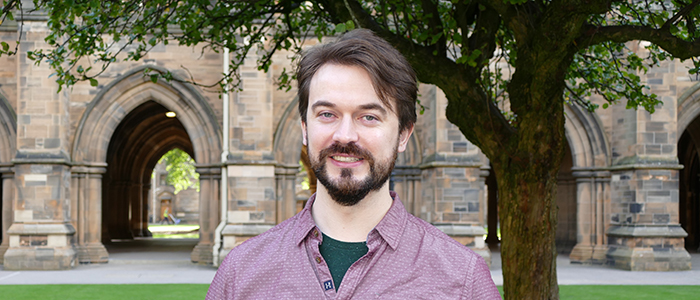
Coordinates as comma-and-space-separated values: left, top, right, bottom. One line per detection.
158, 148, 200, 194
2, 0, 700, 298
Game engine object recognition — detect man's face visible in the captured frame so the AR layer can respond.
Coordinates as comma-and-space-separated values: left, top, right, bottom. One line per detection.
302, 64, 413, 206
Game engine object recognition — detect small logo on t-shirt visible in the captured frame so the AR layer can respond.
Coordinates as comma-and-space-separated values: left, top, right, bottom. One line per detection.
323, 280, 333, 291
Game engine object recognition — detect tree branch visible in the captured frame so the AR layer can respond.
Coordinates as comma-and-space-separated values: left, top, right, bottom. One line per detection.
662, 0, 700, 30
468, 5, 501, 71
319, 0, 515, 153
579, 24, 700, 59
419, 0, 446, 56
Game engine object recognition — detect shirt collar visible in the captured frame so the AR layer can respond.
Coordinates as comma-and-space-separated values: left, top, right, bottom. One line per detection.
373, 191, 406, 250
293, 191, 407, 250
294, 193, 319, 246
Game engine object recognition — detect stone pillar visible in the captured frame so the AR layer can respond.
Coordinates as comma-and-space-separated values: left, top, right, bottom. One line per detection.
216, 54, 276, 264
3, 8, 77, 270
417, 85, 490, 264
570, 168, 610, 264
219, 163, 275, 261
275, 164, 299, 223
0, 166, 14, 264
105, 181, 132, 240
390, 166, 421, 216
139, 183, 152, 237
605, 88, 691, 270
127, 181, 150, 238
71, 165, 108, 263
191, 165, 220, 264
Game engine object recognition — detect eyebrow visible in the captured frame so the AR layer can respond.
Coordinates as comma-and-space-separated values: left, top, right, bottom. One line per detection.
358, 103, 388, 116
311, 101, 388, 116
311, 100, 336, 111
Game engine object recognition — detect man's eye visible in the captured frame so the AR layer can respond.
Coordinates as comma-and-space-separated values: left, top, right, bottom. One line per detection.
363, 115, 377, 121
320, 112, 334, 118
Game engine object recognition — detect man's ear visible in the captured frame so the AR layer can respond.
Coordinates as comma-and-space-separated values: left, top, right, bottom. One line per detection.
301, 120, 308, 146
397, 124, 414, 153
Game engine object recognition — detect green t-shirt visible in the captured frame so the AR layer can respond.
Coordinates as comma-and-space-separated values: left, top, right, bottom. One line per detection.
319, 233, 369, 291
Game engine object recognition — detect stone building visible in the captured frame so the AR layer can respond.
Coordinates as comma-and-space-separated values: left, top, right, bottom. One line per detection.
0, 9, 697, 271
150, 161, 200, 226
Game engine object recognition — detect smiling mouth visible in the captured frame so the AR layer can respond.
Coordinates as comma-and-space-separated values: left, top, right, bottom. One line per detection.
332, 156, 361, 163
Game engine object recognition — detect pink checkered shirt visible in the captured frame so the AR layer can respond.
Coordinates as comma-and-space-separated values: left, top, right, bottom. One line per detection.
206, 192, 501, 299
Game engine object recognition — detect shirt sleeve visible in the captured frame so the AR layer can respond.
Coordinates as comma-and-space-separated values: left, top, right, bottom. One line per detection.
206, 255, 235, 300
463, 255, 502, 300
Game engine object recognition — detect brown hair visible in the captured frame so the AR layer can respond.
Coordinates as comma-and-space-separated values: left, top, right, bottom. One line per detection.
297, 29, 417, 133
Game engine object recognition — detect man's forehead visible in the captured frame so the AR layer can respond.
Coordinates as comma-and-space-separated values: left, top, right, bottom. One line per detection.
309, 64, 392, 107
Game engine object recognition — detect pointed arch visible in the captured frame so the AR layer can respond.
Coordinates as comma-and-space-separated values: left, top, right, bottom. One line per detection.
564, 103, 612, 263
70, 65, 222, 263
0, 92, 16, 163
72, 65, 221, 165
678, 82, 700, 136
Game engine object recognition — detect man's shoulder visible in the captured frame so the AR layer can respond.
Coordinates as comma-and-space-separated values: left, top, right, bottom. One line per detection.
222, 214, 302, 262
402, 213, 482, 259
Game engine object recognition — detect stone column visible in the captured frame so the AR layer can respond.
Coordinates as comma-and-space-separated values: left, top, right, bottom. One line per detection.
605, 86, 691, 270
0, 166, 14, 264
570, 168, 610, 264
390, 166, 422, 216
139, 183, 152, 237
126, 181, 150, 238
275, 164, 299, 223
191, 165, 220, 264
216, 55, 276, 264
105, 181, 132, 240
417, 85, 490, 264
71, 165, 108, 263
3, 8, 77, 270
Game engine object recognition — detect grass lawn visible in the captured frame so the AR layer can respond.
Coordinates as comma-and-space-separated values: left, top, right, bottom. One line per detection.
498, 285, 700, 299
0, 284, 209, 300
148, 224, 199, 239
1, 285, 698, 299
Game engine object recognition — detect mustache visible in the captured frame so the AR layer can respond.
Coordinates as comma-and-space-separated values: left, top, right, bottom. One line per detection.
317, 142, 373, 162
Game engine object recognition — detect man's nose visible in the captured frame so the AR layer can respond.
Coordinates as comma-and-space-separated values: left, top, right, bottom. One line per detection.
333, 117, 359, 144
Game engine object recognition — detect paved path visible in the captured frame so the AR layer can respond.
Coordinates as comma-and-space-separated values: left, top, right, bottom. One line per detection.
1, 239, 699, 285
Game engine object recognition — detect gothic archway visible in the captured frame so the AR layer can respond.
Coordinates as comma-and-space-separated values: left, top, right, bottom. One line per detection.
565, 103, 611, 263
678, 82, 700, 252
71, 66, 221, 263
0, 92, 16, 264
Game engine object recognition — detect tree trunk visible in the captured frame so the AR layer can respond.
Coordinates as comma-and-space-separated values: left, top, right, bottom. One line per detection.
494, 156, 561, 300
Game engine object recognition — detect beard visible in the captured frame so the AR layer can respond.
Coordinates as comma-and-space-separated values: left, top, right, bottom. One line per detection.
309, 141, 397, 206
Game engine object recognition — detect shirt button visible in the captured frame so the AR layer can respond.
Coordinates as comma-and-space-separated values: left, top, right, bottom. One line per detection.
315, 256, 322, 264
313, 230, 319, 237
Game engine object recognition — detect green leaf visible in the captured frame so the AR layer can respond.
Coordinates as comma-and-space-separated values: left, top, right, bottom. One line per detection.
335, 23, 346, 34
150, 74, 158, 83
1, 42, 8, 52
345, 20, 355, 31
89, 78, 98, 87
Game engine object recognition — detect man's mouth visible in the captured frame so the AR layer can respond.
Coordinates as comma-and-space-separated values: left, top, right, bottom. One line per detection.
331, 156, 361, 163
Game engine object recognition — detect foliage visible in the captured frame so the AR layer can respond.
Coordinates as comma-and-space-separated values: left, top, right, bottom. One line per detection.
3, 0, 700, 299
157, 148, 199, 194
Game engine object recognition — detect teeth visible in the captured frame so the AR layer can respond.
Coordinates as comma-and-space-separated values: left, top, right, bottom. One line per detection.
333, 156, 360, 162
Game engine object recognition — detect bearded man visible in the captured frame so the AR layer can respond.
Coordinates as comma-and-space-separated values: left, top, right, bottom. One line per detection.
207, 29, 500, 300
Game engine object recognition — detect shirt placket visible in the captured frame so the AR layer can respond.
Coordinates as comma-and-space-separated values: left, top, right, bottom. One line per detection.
306, 227, 337, 299
334, 229, 384, 300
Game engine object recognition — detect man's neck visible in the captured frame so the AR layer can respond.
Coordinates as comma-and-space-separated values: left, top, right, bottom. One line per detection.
311, 183, 393, 243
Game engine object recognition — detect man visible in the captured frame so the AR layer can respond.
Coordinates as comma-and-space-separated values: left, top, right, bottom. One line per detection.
207, 29, 500, 299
